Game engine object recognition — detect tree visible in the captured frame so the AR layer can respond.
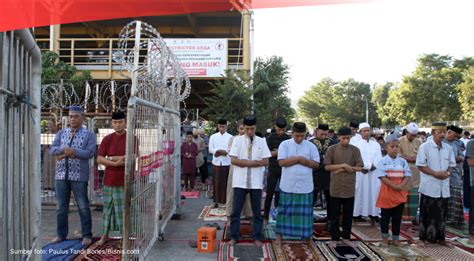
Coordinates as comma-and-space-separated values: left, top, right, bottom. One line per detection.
298, 78, 377, 129
383, 54, 473, 124
253, 56, 295, 133
203, 71, 252, 134
457, 67, 474, 121
372, 82, 396, 127
42, 51, 92, 86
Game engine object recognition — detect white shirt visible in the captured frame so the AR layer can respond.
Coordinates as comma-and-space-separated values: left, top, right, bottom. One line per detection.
209, 132, 233, 166
278, 139, 320, 194
229, 135, 271, 189
350, 137, 382, 170
416, 139, 457, 198
350, 133, 362, 143
461, 137, 470, 156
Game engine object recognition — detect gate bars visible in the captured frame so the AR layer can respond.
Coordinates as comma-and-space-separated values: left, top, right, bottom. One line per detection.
122, 97, 181, 259
0, 30, 42, 260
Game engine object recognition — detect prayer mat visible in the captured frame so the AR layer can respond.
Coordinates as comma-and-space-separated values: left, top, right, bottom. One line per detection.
74, 238, 125, 260
367, 242, 429, 261
316, 241, 383, 261
413, 244, 474, 260
264, 223, 301, 241
198, 205, 227, 221
218, 241, 275, 261
399, 222, 419, 241
42, 239, 86, 261
454, 238, 474, 254
272, 240, 324, 261
314, 208, 328, 223
446, 223, 470, 238
222, 221, 253, 242
313, 223, 357, 241
181, 190, 200, 199
351, 223, 408, 242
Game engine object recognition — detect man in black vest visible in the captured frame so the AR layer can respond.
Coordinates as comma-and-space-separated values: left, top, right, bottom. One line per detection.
263, 117, 291, 224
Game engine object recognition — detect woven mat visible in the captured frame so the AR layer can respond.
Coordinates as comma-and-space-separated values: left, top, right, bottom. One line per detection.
181, 190, 200, 198
74, 238, 125, 261
222, 221, 253, 242
446, 224, 470, 238
218, 241, 275, 261
316, 241, 383, 261
367, 242, 429, 261
313, 223, 357, 241
198, 205, 227, 221
264, 223, 301, 241
352, 224, 408, 242
413, 244, 474, 260
453, 238, 474, 254
400, 222, 419, 241
272, 240, 324, 260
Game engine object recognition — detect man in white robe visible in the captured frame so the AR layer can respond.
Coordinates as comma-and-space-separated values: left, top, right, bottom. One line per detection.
350, 122, 383, 225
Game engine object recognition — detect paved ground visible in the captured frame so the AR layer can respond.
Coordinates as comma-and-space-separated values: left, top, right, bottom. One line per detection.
40, 190, 223, 260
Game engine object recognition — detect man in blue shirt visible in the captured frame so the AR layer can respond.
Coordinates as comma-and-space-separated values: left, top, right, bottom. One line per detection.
275, 122, 320, 244
49, 106, 96, 246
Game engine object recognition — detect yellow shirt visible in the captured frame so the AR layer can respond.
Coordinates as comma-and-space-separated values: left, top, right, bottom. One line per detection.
399, 135, 421, 188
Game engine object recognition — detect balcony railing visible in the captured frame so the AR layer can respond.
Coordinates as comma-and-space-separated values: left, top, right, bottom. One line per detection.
36, 38, 244, 78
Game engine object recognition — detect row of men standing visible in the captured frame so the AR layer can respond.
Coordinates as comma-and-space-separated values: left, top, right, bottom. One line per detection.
208, 115, 474, 247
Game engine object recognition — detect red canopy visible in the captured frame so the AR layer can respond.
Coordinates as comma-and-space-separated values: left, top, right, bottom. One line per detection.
0, 0, 372, 32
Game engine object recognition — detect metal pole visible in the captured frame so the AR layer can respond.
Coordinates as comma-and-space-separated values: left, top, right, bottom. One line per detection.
130, 21, 142, 97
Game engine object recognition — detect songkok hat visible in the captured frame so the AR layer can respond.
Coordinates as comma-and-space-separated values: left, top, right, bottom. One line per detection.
292, 122, 307, 133
447, 125, 463, 134
243, 115, 257, 126
217, 119, 227, 125
350, 120, 359, 129
317, 123, 329, 131
68, 106, 84, 114
385, 134, 399, 143
275, 117, 287, 128
359, 122, 371, 130
431, 122, 447, 130
406, 122, 419, 135
112, 110, 126, 120
337, 126, 352, 136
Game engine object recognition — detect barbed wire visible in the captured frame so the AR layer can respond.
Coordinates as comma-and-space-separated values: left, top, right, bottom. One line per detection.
114, 20, 191, 106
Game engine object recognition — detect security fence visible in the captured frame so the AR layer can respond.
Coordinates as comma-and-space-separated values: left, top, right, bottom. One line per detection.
0, 30, 42, 260
116, 21, 188, 260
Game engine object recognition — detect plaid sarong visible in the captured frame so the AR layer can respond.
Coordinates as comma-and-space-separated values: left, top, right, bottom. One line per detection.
447, 184, 464, 225
103, 186, 124, 235
276, 191, 313, 239
402, 188, 419, 221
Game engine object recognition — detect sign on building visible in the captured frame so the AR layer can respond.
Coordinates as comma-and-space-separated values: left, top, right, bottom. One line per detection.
164, 38, 228, 78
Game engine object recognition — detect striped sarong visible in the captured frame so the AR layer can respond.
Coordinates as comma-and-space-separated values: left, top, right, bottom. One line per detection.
447, 184, 464, 225
276, 191, 313, 239
402, 188, 419, 221
103, 186, 124, 235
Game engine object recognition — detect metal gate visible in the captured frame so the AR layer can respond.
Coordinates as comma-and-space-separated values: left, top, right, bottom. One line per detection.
0, 30, 42, 260
116, 21, 190, 260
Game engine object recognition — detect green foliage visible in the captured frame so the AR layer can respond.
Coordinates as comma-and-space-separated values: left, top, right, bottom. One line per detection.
41, 51, 92, 85
372, 82, 397, 127
203, 70, 252, 134
298, 78, 377, 129
382, 54, 473, 125
457, 67, 474, 120
204, 56, 295, 134
252, 56, 295, 133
